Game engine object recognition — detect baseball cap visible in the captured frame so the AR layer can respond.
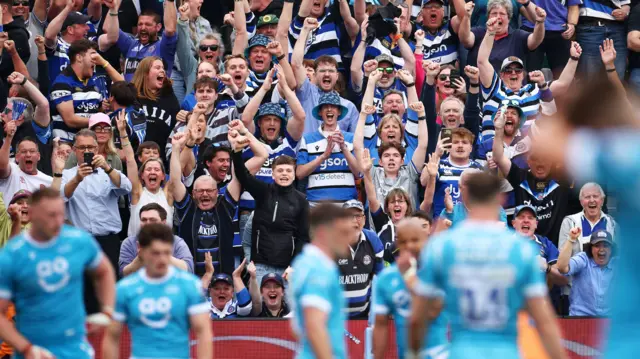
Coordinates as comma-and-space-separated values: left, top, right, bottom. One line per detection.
422, 0, 444, 6
257, 14, 279, 28
375, 54, 395, 67
590, 230, 613, 245
342, 199, 364, 212
209, 273, 233, 288
62, 12, 91, 32
88, 113, 111, 129
500, 56, 525, 72
514, 204, 537, 217
10, 190, 31, 205
500, 99, 525, 120
260, 272, 285, 288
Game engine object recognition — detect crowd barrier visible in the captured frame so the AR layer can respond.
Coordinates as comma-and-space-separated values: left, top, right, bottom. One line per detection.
87, 316, 606, 359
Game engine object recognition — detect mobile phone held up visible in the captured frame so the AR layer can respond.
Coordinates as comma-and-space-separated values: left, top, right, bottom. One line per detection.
446, 70, 461, 88
83, 152, 98, 173
441, 128, 452, 145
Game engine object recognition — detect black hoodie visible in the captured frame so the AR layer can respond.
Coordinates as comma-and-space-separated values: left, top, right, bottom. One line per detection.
1, 18, 31, 80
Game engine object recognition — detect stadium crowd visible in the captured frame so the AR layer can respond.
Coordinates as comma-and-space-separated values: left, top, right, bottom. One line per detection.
0, 0, 624, 354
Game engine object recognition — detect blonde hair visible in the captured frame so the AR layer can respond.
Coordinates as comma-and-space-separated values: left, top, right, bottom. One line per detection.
377, 114, 405, 144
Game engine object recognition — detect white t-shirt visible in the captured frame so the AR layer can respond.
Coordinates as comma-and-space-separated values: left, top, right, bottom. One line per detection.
0, 162, 52, 202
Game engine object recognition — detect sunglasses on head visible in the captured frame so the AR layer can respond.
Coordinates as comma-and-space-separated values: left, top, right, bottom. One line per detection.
378, 67, 394, 74
13, 0, 28, 6
199, 44, 219, 52
502, 67, 524, 74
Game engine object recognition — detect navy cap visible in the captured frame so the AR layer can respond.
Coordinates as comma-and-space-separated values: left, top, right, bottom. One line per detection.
514, 204, 537, 217
260, 272, 285, 288
590, 230, 613, 245
62, 12, 91, 32
209, 273, 233, 288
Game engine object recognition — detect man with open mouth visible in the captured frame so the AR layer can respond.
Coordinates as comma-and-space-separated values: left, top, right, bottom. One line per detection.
97, 0, 177, 82
0, 189, 32, 247
557, 229, 615, 317
202, 258, 255, 319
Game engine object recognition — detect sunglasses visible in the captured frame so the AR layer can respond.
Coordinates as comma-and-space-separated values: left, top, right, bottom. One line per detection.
13, 0, 28, 6
199, 44, 219, 52
378, 67, 394, 74
438, 74, 450, 81
502, 67, 524, 75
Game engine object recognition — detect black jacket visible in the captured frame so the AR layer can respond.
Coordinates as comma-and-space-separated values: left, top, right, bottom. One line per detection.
232, 151, 309, 268
1, 18, 30, 80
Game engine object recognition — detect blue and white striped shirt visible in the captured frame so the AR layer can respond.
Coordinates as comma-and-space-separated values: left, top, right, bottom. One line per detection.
579, 0, 629, 20
433, 158, 484, 217
418, 22, 459, 65
296, 128, 358, 203
289, 10, 344, 70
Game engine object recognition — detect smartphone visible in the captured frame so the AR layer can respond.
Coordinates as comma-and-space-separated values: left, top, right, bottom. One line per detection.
441, 128, 452, 145
83, 152, 94, 166
446, 70, 461, 88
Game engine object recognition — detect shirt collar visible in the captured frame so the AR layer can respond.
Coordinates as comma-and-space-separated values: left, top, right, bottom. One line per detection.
139, 266, 175, 284
210, 298, 235, 318
589, 256, 615, 270
24, 231, 58, 248
581, 210, 606, 224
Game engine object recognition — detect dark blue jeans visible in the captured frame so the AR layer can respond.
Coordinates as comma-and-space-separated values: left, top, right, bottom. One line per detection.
576, 22, 627, 80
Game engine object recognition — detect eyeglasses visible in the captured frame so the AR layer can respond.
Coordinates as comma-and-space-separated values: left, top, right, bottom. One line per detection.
12, 0, 28, 6
502, 67, 524, 75
75, 145, 97, 151
194, 188, 216, 195
350, 214, 365, 221
199, 44, 219, 52
438, 74, 450, 81
93, 126, 112, 133
378, 67, 394, 74
389, 199, 406, 205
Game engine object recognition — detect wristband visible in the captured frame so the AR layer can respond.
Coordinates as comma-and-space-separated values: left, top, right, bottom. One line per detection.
570, 55, 580, 61
535, 20, 545, 24
606, 67, 616, 72
53, 173, 62, 178
284, 0, 294, 3
392, 33, 402, 41
102, 62, 110, 69
185, 143, 195, 149
121, 142, 131, 147
20, 77, 27, 86
545, 263, 552, 274
276, 54, 286, 61
109, 11, 118, 16
105, 166, 114, 174
523, 0, 530, 6
417, 115, 427, 121
38, 51, 46, 55
568, 237, 577, 243
404, 82, 415, 88
469, 82, 479, 88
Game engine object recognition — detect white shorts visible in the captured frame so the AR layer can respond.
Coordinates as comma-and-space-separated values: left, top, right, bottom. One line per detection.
422, 344, 449, 359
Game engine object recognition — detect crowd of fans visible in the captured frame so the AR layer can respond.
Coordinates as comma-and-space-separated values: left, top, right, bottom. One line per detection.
0, 0, 624, 350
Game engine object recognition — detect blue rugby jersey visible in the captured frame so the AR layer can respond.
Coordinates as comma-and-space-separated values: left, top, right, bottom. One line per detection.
433, 158, 484, 217
289, 10, 344, 71
296, 129, 358, 203
415, 221, 547, 359
50, 67, 103, 142
116, 30, 178, 82
480, 72, 541, 140
417, 22, 459, 65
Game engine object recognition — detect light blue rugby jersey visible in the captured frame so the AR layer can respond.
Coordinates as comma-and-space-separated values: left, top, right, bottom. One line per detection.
0, 225, 102, 359
415, 221, 547, 359
297, 129, 358, 202
113, 266, 209, 359
372, 264, 449, 358
565, 129, 639, 359
290, 245, 346, 359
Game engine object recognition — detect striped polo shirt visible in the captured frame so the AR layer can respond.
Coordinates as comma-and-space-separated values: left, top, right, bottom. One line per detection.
289, 10, 344, 70
417, 22, 459, 65
296, 128, 357, 203
363, 36, 408, 70
432, 158, 484, 217
480, 72, 541, 140
239, 129, 300, 210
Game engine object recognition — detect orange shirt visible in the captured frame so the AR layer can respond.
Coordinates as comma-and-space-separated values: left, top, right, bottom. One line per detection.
0, 304, 15, 355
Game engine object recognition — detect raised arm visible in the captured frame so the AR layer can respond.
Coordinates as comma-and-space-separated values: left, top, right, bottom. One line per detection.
87, 0, 102, 22
339, 0, 359, 41
169, 133, 188, 203
44, 0, 73, 49
241, 68, 274, 133
354, 0, 367, 24
291, 18, 319, 89
408, 102, 428, 169
600, 38, 628, 99
7, 72, 49, 128
491, 109, 512, 175
277, 69, 306, 141
457, 2, 476, 48
420, 153, 439, 212
276, 0, 294, 54
361, 148, 381, 213
230, 121, 269, 198
268, 42, 297, 90
527, 6, 546, 51
478, 18, 498, 88
246, 261, 263, 316
0, 121, 15, 179
32, 0, 48, 23
98, 0, 120, 51
4, 41, 28, 77
550, 42, 581, 94
557, 227, 581, 274
397, 37, 416, 76
163, 0, 177, 37
350, 18, 370, 94
115, 111, 141, 199
91, 52, 124, 83
232, 0, 249, 55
